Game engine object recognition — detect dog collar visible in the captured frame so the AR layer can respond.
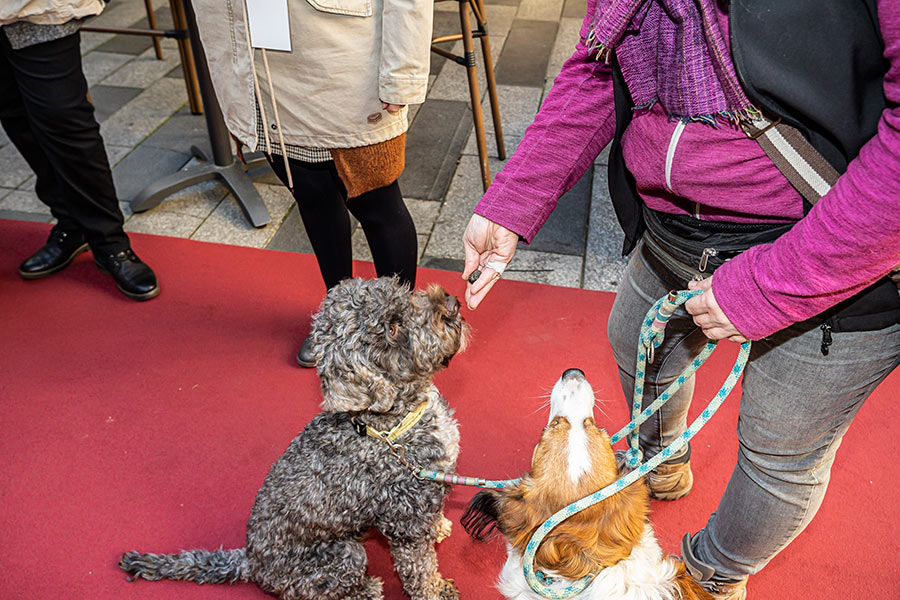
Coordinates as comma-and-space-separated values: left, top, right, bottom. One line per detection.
351, 401, 429, 443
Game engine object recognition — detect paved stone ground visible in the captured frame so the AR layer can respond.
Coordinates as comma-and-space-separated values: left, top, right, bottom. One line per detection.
0, 0, 628, 292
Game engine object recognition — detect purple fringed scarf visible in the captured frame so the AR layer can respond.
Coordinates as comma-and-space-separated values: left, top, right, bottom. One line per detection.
586, 0, 759, 125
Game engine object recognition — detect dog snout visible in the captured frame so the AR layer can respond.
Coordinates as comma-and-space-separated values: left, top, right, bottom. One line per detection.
444, 294, 460, 317
562, 368, 585, 382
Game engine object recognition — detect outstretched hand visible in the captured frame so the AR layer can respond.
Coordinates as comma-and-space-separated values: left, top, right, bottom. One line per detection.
684, 277, 749, 343
461, 214, 519, 310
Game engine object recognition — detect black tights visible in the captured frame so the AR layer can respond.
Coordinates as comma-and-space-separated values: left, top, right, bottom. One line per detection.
268, 156, 417, 290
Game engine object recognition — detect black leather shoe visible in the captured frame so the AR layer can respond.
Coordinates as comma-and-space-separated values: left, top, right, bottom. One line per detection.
296, 334, 315, 368
95, 249, 160, 301
19, 228, 89, 279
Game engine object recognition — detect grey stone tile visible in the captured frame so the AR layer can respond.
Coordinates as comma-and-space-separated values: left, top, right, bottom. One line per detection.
480, 85, 542, 139
81, 51, 132, 87
495, 20, 558, 87
165, 64, 185, 79
112, 144, 192, 203
583, 163, 628, 292
141, 106, 209, 153
0, 189, 50, 215
400, 99, 472, 201
429, 10, 464, 78
99, 77, 188, 148
501, 247, 583, 288
105, 144, 134, 166
96, 32, 154, 56
191, 182, 294, 248
143, 178, 228, 219
563, 0, 588, 19
0, 144, 33, 189
419, 256, 465, 272
517, 0, 564, 22
88, 0, 149, 28
0, 209, 53, 223
527, 167, 591, 256
265, 204, 313, 254
101, 46, 181, 88
351, 228, 429, 263
80, 31, 114, 54
546, 18, 582, 86
89, 85, 142, 123
0, 187, 10, 201
405, 198, 442, 235
462, 129, 522, 159
425, 154, 505, 260
124, 210, 204, 238
0, 126, 9, 147
434, 1, 459, 12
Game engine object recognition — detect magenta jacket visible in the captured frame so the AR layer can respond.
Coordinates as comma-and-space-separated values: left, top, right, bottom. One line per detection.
475, 0, 900, 340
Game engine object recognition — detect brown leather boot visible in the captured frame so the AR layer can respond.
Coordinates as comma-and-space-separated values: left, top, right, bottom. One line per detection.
681, 533, 749, 600
645, 460, 693, 500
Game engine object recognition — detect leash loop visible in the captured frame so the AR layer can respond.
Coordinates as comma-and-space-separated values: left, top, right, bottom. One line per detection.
520, 289, 750, 599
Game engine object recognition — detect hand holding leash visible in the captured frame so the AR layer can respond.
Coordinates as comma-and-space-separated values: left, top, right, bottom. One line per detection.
685, 277, 749, 343
462, 214, 519, 310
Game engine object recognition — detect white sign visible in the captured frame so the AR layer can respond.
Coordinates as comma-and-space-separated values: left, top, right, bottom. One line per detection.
245, 0, 292, 52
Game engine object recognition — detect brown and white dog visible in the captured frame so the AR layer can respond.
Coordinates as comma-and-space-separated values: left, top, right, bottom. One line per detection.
462, 368, 711, 600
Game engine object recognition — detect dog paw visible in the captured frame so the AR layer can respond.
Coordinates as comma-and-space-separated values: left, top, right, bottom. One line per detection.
434, 515, 452, 544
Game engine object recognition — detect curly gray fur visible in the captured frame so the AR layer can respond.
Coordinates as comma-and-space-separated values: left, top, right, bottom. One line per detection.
121, 277, 469, 600
120, 548, 248, 583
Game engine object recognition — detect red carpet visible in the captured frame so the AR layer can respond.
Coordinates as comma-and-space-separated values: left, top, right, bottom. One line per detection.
1, 218, 898, 600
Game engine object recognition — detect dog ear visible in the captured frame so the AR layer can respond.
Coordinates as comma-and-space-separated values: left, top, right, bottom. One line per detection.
462, 490, 504, 540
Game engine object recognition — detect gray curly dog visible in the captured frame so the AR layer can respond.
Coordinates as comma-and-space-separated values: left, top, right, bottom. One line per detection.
120, 277, 470, 600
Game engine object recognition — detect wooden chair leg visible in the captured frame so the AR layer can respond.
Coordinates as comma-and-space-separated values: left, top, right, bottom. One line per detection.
458, 0, 491, 191
144, 0, 164, 59
470, 0, 505, 160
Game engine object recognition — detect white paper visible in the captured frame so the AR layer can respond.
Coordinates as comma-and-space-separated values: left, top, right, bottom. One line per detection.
245, 0, 292, 52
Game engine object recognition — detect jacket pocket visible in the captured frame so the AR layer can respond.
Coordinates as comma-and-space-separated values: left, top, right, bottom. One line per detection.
305, 0, 372, 17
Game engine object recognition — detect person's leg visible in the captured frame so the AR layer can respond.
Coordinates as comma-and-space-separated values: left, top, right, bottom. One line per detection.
346, 180, 417, 289
1, 31, 157, 298
607, 244, 709, 469
268, 156, 354, 290
686, 320, 900, 584
0, 31, 127, 254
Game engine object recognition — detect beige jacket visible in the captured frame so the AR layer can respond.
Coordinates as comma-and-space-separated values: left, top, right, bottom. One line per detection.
0, 0, 105, 26
193, 0, 434, 150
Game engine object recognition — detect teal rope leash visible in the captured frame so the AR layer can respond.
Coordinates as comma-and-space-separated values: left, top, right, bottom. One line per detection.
417, 290, 750, 599
521, 290, 750, 599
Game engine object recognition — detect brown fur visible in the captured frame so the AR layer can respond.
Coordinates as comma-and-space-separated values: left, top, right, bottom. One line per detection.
489, 416, 650, 580
673, 561, 715, 600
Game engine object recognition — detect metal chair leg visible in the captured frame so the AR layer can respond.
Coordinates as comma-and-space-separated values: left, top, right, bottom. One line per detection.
470, 0, 505, 160
458, 0, 491, 191
144, 0, 164, 59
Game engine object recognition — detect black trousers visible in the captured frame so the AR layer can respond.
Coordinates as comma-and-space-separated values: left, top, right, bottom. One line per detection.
267, 156, 418, 291
0, 30, 128, 253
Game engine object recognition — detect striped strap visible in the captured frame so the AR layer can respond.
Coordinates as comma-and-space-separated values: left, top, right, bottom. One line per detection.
741, 116, 839, 204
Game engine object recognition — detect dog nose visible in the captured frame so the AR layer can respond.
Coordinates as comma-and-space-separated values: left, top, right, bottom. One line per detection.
445, 294, 460, 316
561, 368, 585, 382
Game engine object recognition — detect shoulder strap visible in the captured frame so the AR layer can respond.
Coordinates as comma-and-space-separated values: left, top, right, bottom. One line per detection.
741, 116, 840, 205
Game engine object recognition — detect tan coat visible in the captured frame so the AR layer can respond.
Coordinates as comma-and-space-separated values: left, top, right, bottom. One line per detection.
0, 0, 105, 26
193, 0, 434, 150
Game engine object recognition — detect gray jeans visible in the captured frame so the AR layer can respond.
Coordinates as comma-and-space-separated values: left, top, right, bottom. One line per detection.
607, 244, 900, 579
